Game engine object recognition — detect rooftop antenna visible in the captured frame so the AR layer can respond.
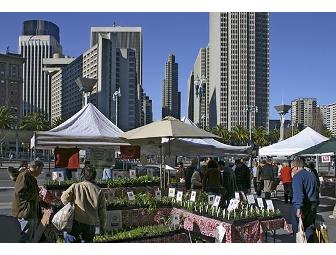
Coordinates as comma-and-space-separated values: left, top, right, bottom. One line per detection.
112, 22, 116, 27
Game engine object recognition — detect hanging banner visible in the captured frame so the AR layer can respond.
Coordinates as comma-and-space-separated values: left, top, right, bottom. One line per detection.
120, 146, 140, 159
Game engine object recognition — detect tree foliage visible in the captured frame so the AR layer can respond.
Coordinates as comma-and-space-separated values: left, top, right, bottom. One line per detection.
19, 112, 50, 131
0, 107, 16, 129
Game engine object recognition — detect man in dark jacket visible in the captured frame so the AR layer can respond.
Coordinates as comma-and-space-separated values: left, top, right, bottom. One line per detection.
185, 158, 198, 190
260, 159, 274, 199
12, 160, 44, 242
218, 161, 236, 200
234, 159, 250, 194
291, 158, 319, 243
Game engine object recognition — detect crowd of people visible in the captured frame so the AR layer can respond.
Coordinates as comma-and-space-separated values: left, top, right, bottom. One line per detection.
175, 156, 321, 243
9, 156, 322, 243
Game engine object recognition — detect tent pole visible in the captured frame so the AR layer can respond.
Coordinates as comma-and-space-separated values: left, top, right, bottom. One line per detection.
334, 152, 336, 178
159, 145, 163, 189
316, 155, 319, 173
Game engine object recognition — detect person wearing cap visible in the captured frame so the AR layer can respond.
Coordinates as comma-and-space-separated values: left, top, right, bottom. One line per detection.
12, 160, 45, 242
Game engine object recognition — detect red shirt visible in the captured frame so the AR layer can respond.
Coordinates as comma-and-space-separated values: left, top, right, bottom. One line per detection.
280, 166, 292, 183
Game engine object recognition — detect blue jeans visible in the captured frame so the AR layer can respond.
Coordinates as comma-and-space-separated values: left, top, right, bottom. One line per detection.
102, 168, 112, 180
18, 218, 38, 242
64, 220, 95, 243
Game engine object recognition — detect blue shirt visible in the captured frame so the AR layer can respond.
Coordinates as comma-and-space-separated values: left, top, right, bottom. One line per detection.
292, 169, 319, 209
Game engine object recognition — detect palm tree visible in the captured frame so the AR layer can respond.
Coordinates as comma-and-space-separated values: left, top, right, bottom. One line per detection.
231, 126, 249, 145
19, 112, 50, 131
0, 107, 16, 129
252, 126, 268, 147
211, 124, 231, 144
51, 117, 64, 128
268, 129, 280, 144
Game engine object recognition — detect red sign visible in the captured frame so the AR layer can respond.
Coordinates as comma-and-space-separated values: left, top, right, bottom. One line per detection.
120, 146, 140, 159
321, 155, 331, 163
55, 148, 80, 169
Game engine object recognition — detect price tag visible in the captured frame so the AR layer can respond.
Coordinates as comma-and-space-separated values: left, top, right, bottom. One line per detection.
129, 169, 136, 179
171, 214, 180, 228
247, 194, 256, 205
52, 171, 64, 181
257, 197, 264, 208
176, 191, 183, 202
190, 191, 197, 202
208, 195, 215, 205
235, 192, 240, 200
127, 191, 135, 201
213, 196, 221, 207
168, 188, 176, 198
227, 199, 235, 211
215, 224, 226, 243
232, 199, 240, 210
155, 189, 161, 201
266, 199, 275, 211
240, 192, 247, 201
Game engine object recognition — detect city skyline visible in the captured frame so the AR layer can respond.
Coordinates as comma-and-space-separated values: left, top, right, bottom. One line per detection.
1, 13, 336, 122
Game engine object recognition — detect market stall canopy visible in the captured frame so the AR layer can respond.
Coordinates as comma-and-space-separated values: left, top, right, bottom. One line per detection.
121, 116, 219, 140
258, 127, 328, 157
295, 138, 336, 156
31, 103, 130, 149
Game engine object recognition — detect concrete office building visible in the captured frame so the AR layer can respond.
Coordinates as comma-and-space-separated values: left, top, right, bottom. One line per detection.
90, 26, 144, 126
162, 54, 180, 119
19, 20, 63, 120
0, 53, 25, 119
208, 12, 269, 130
291, 98, 317, 129
187, 47, 209, 128
319, 103, 336, 135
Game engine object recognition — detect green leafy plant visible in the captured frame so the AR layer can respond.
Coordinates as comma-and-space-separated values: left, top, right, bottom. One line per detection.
93, 225, 174, 243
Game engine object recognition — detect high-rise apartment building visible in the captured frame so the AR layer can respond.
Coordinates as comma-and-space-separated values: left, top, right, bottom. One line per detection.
318, 103, 336, 135
90, 26, 144, 126
162, 54, 180, 119
0, 53, 25, 119
46, 31, 140, 131
291, 98, 317, 129
19, 20, 62, 120
187, 47, 209, 128
208, 12, 269, 130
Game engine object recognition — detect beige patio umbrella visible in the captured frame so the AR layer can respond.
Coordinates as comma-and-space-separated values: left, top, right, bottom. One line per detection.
121, 116, 219, 188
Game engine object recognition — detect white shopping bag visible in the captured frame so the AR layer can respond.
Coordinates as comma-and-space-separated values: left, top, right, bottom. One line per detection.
296, 217, 307, 243
52, 203, 75, 232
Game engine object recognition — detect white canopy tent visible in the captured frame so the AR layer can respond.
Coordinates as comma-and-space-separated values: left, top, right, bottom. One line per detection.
31, 103, 130, 149
258, 127, 328, 157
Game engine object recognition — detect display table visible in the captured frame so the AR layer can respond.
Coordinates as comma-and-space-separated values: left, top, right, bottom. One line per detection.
170, 208, 290, 243
260, 218, 292, 242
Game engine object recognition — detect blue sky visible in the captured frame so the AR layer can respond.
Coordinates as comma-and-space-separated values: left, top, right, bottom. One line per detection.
0, 12, 335, 121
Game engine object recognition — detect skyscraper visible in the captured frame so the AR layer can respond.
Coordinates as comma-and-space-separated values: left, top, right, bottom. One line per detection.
90, 26, 144, 126
19, 20, 62, 120
208, 12, 269, 130
162, 54, 180, 119
45, 31, 140, 131
187, 47, 209, 128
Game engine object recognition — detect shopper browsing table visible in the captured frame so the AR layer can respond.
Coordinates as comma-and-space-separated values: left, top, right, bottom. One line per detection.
291, 158, 319, 243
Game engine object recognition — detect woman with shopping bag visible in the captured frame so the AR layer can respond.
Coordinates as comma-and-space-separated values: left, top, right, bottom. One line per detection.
60, 165, 106, 243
